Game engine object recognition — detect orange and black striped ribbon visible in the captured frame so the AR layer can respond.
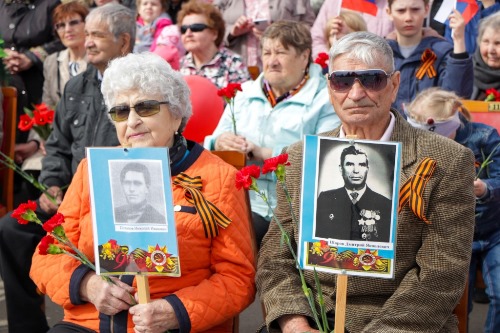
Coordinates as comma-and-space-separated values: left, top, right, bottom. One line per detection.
173, 173, 231, 238
415, 49, 437, 80
397, 158, 436, 224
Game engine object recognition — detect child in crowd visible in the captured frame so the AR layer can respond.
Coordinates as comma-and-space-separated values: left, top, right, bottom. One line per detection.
406, 87, 500, 333
385, 0, 473, 114
134, 0, 183, 69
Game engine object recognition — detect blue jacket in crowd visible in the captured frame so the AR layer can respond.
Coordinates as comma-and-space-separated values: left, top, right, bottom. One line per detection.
387, 36, 473, 114
455, 116, 500, 239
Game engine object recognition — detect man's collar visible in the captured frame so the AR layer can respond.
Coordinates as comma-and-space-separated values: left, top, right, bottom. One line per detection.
339, 113, 395, 141
345, 186, 367, 199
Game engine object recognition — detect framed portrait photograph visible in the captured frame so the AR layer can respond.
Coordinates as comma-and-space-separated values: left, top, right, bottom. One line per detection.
87, 147, 180, 277
298, 135, 402, 278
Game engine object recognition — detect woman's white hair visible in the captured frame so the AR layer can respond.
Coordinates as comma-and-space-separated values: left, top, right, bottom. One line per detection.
101, 52, 192, 131
329, 31, 395, 72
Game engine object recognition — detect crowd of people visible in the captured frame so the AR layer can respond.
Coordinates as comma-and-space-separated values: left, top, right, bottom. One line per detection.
0, 0, 499, 332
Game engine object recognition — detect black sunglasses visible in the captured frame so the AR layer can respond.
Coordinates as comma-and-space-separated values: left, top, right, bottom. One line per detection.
180, 23, 210, 34
327, 69, 393, 92
108, 100, 169, 122
55, 19, 83, 31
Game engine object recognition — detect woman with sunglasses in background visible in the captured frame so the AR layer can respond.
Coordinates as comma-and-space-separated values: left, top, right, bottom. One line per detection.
406, 87, 500, 333
385, 0, 473, 114
205, 20, 340, 248
178, 0, 250, 89
30, 52, 256, 333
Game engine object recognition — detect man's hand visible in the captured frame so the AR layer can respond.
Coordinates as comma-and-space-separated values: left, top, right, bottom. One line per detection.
39, 186, 63, 215
80, 272, 136, 316
474, 179, 487, 198
130, 299, 179, 333
278, 315, 320, 333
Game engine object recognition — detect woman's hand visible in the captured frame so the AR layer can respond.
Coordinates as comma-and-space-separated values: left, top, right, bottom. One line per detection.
448, 9, 466, 54
80, 273, 136, 316
214, 132, 248, 152
130, 299, 179, 333
3, 49, 33, 74
243, 139, 272, 162
230, 15, 254, 37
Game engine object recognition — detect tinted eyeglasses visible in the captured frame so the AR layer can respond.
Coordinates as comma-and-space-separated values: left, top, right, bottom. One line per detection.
327, 69, 394, 92
180, 23, 210, 34
55, 19, 83, 31
108, 100, 169, 122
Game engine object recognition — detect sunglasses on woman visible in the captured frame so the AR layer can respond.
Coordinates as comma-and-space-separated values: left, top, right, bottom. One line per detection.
327, 69, 394, 92
108, 100, 169, 122
180, 23, 210, 34
54, 19, 83, 31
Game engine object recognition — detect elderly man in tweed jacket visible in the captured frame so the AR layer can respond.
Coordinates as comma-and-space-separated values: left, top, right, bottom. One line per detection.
256, 31, 476, 333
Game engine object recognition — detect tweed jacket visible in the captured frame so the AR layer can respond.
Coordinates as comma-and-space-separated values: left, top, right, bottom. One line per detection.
256, 110, 476, 332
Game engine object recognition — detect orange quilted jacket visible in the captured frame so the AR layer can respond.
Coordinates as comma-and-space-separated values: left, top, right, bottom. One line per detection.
30, 145, 256, 332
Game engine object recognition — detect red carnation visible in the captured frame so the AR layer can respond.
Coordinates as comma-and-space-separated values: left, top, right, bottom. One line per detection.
18, 114, 34, 131
485, 88, 500, 102
11, 200, 37, 224
43, 213, 65, 233
217, 83, 242, 100
314, 52, 329, 69
235, 165, 261, 190
39, 235, 55, 255
262, 153, 290, 174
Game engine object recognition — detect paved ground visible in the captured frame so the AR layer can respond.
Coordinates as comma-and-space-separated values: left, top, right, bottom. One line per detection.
0, 277, 490, 332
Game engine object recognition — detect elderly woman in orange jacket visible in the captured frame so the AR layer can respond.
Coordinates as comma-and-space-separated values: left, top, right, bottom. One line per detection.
29, 52, 256, 333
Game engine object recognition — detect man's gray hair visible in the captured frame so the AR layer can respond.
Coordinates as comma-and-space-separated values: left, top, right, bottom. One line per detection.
101, 52, 192, 132
86, 3, 136, 51
329, 31, 395, 72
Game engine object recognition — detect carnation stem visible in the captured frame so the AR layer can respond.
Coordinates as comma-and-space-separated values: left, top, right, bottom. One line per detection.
476, 142, 500, 180
257, 192, 329, 332
0, 151, 59, 205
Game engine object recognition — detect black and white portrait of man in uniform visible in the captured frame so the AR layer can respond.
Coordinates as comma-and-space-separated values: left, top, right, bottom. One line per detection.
315, 141, 396, 242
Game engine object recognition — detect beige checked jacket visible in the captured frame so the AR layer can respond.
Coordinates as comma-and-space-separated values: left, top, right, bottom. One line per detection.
257, 110, 476, 333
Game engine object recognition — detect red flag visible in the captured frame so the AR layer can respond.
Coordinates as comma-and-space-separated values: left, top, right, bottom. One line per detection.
456, 0, 479, 25
341, 0, 378, 16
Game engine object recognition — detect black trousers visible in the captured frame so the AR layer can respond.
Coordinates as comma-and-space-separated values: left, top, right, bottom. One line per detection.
0, 199, 52, 333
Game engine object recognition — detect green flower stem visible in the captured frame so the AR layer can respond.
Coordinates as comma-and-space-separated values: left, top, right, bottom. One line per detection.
476, 142, 500, 180
53, 234, 136, 305
256, 191, 329, 332
0, 151, 58, 205
229, 99, 237, 135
